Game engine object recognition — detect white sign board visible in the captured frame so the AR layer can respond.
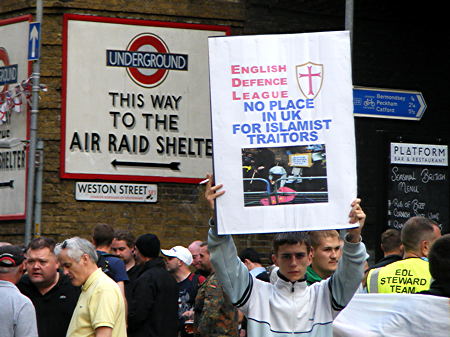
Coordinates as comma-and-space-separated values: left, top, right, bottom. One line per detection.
390, 143, 448, 166
61, 15, 229, 183
0, 15, 31, 220
75, 182, 157, 202
208, 31, 356, 234
333, 294, 450, 337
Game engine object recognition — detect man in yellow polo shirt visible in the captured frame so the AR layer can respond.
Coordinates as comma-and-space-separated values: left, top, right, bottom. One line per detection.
366, 216, 441, 294
55, 237, 127, 337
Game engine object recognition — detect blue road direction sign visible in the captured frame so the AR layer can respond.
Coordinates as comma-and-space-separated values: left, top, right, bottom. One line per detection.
353, 86, 427, 120
28, 22, 41, 60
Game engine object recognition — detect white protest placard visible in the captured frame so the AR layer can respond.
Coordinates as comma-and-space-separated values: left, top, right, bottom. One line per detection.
333, 294, 450, 337
61, 15, 229, 183
208, 31, 356, 234
0, 15, 31, 220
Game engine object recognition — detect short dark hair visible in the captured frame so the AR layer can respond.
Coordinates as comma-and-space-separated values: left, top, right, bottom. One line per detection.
239, 248, 262, 264
92, 224, 115, 247
428, 234, 450, 283
380, 229, 402, 253
272, 232, 311, 254
401, 216, 438, 252
135, 234, 160, 258
27, 237, 56, 252
114, 230, 136, 248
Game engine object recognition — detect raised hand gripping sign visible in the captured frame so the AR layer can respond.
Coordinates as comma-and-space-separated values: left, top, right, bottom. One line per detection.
208, 31, 357, 234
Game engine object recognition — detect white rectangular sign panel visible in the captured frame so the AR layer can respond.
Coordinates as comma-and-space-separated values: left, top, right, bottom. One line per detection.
61, 15, 229, 183
390, 143, 448, 166
208, 31, 357, 234
75, 181, 157, 202
0, 15, 31, 220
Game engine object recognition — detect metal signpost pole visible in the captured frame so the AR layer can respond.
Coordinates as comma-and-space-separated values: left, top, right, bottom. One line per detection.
343, 0, 354, 241
33, 139, 44, 237
24, 0, 43, 245
345, 0, 354, 47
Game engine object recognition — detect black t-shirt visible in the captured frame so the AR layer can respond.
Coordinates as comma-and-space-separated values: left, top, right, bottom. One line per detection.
17, 272, 81, 337
125, 263, 141, 304
178, 273, 205, 337
178, 273, 204, 317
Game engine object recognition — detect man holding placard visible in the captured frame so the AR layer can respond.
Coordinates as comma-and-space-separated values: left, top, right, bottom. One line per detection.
204, 175, 366, 337
206, 28, 366, 336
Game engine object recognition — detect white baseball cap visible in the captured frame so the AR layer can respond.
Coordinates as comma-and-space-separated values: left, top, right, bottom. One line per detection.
161, 246, 193, 266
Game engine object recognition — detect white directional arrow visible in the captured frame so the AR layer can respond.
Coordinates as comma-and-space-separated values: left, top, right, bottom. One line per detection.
416, 92, 427, 120
29, 25, 39, 58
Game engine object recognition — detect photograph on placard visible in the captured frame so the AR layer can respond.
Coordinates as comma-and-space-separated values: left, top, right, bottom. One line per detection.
241, 144, 328, 207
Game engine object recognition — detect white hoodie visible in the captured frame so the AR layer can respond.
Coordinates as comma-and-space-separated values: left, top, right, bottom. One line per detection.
208, 225, 366, 337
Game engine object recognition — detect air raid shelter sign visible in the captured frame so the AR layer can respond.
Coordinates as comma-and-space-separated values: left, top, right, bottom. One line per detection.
61, 15, 229, 183
0, 16, 30, 219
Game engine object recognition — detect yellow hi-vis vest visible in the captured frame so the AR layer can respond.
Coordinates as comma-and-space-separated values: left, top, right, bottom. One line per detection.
367, 258, 431, 294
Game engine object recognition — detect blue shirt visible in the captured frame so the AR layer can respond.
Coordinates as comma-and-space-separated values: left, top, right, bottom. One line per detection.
97, 251, 129, 283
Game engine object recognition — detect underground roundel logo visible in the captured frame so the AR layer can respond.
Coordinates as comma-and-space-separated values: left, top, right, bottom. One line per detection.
0, 47, 18, 93
106, 33, 189, 88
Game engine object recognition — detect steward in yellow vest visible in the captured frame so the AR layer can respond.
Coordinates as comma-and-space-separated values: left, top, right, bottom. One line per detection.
366, 257, 431, 293
366, 216, 441, 294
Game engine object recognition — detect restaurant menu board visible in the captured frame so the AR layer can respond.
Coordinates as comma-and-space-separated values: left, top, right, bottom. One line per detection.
388, 142, 449, 233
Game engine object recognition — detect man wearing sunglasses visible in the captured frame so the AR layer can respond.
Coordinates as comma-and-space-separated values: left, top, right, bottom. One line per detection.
161, 245, 205, 336
204, 177, 367, 337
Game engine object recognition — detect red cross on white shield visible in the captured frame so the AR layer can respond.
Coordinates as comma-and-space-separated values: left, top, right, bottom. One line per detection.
296, 62, 324, 99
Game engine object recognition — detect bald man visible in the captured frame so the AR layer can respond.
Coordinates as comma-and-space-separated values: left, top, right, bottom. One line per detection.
188, 240, 209, 277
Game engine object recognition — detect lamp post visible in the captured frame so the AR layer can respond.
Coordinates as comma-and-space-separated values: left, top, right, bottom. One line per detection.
24, 0, 43, 245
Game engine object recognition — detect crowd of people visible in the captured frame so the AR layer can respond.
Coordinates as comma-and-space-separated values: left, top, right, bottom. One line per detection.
0, 177, 448, 337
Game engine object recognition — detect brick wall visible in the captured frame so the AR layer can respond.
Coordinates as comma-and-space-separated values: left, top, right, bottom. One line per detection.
1, 1, 448, 266
0, 0, 246, 252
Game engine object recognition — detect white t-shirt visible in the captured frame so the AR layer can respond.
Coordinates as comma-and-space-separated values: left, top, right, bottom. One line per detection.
0, 280, 38, 337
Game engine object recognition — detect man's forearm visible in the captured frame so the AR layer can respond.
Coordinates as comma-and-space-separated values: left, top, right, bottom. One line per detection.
329, 238, 367, 311
95, 326, 113, 337
208, 223, 250, 305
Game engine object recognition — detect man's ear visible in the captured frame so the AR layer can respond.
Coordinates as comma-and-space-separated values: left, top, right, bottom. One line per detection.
80, 253, 90, 265
271, 254, 278, 267
243, 258, 252, 268
306, 249, 313, 266
421, 240, 431, 257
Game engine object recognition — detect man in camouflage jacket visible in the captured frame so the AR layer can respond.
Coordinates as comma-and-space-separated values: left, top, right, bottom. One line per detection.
193, 242, 238, 337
